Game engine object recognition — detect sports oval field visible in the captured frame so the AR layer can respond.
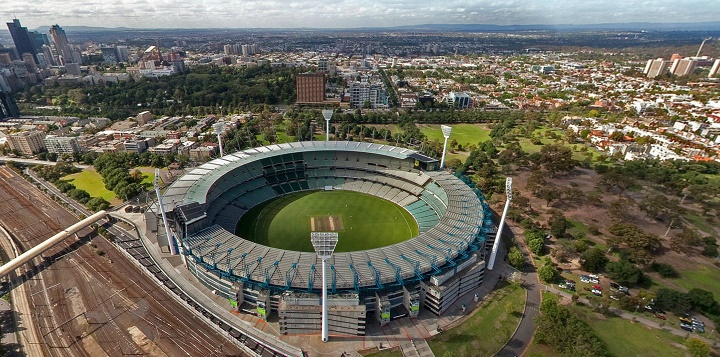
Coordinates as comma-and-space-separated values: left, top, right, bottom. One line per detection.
236, 190, 419, 253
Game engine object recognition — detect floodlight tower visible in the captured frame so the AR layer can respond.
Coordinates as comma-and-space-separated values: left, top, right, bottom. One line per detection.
154, 168, 178, 255
488, 177, 512, 270
311, 232, 338, 342
440, 125, 452, 169
322, 110, 333, 141
213, 122, 225, 157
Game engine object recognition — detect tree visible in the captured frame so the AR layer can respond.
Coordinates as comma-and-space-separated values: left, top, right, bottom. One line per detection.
685, 338, 711, 357
605, 260, 643, 286
508, 246, 525, 269
670, 227, 701, 254
687, 289, 717, 312
653, 288, 691, 314
580, 248, 608, 273
607, 222, 661, 264
538, 143, 576, 176
536, 186, 562, 207
86, 197, 111, 211
535, 299, 608, 357
538, 262, 559, 283
548, 211, 569, 238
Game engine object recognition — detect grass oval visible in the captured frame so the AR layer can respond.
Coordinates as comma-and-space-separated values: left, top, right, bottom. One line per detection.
236, 190, 419, 253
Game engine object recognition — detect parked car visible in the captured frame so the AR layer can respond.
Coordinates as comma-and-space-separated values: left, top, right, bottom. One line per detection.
591, 289, 602, 296
592, 285, 602, 290
694, 325, 705, 333
691, 318, 704, 327
680, 323, 694, 332
653, 308, 665, 314
610, 295, 620, 301
654, 314, 666, 320
679, 317, 692, 324
609, 282, 620, 290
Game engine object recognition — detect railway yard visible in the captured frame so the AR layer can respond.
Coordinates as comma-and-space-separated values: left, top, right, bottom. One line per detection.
0, 165, 245, 357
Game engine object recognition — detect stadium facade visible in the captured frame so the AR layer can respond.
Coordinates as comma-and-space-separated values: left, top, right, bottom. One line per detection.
158, 141, 496, 336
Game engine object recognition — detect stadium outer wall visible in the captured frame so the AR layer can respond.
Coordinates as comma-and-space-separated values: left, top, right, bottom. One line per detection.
159, 141, 495, 336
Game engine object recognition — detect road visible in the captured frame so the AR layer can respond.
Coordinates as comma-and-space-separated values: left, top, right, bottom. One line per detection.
0, 166, 244, 356
0, 157, 90, 169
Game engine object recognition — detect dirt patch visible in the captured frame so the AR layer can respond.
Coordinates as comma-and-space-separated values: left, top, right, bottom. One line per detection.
127, 325, 169, 357
310, 215, 344, 232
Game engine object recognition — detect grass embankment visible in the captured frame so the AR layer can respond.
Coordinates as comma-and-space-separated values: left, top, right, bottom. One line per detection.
427, 284, 526, 357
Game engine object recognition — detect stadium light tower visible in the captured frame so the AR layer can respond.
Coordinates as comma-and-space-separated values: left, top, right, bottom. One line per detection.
440, 125, 452, 169
311, 232, 338, 342
154, 168, 178, 255
488, 177, 512, 270
213, 122, 225, 157
322, 110, 333, 141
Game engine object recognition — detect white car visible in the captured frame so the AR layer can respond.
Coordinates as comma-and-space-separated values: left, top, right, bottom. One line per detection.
592, 289, 602, 296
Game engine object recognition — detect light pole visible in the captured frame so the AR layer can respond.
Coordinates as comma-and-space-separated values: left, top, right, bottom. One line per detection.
440, 125, 452, 169
311, 232, 338, 342
322, 110, 333, 142
488, 177, 512, 270
213, 122, 225, 157
154, 168, 177, 255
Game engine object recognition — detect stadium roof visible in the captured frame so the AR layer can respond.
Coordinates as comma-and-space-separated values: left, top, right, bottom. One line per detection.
162, 141, 422, 209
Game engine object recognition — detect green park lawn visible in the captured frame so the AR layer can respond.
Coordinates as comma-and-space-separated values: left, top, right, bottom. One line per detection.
419, 124, 491, 148
62, 168, 120, 204
670, 265, 720, 299
236, 190, 418, 253
427, 284, 526, 357
571, 305, 687, 357
528, 293, 687, 357
366, 348, 403, 357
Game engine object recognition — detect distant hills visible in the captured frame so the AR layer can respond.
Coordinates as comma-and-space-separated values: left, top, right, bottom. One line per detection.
30, 21, 720, 33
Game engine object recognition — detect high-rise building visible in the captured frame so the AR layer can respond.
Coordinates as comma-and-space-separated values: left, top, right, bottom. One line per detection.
6, 130, 46, 155
645, 58, 670, 78
296, 73, 326, 103
0, 92, 20, 120
670, 58, 698, 77
49, 24, 74, 65
101, 46, 118, 64
115, 46, 129, 62
44, 136, 81, 154
6, 19, 37, 64
709, 59, 720, 78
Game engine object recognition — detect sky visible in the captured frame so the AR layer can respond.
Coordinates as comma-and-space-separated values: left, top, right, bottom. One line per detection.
1, 0, 719, 29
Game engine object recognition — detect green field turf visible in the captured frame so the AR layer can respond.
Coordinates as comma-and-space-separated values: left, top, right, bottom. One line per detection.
236, 190, 419, 252
419, 124, 491, 147
62, 168, 121, 204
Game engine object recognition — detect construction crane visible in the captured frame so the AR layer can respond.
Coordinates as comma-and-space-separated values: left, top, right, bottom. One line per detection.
697, 37, 713, 57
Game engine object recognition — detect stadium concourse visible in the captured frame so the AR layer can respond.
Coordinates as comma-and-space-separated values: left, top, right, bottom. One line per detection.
153, 141, 497, 338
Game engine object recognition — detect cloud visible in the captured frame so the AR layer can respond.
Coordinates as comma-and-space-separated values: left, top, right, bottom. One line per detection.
1, 0, 718, 29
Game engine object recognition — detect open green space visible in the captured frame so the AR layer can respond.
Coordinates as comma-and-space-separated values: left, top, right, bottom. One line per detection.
236, 190, 418, 252
530, 292, 687, 357
62, 168, 120, 204
419, 124, 491, 147
570, 305, 686, 357
427, 284, 525, 357
365, 348, 403, 357
670, 265, 720, 298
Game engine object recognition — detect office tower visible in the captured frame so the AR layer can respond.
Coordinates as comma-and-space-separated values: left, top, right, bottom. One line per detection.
115, 46, 129, 62
6, 19, 38, 64
0, 92, 20, 120
318, 58, 328, 72
670, 58, 698, 76
645, 58, 670, 78
709, 59, 720, 78
296, 73, 326, 103
101, 46, 118, 64
49, 24, 74, 65
22, 53, 37, 72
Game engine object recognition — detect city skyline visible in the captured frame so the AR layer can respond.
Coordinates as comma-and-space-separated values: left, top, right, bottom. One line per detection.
1, 0, 719, 29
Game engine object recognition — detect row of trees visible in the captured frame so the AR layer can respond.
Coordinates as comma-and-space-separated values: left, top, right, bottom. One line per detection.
535, 298, 607, 357
33, 162, 110, 211
93, 153, 148, 200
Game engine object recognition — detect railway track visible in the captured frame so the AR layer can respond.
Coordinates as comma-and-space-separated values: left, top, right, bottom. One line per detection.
0, 166, 243, 357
